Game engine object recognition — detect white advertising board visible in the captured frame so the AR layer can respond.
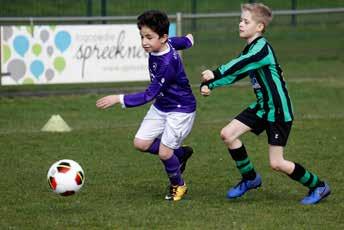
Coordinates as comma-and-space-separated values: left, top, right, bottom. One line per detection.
1, 24, 151, 85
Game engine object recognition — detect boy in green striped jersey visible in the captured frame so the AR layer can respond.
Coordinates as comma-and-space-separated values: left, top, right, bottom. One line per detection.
200, 3, 330, 205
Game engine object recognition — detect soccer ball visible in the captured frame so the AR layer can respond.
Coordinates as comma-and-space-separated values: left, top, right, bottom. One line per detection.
47, 159, 85, 196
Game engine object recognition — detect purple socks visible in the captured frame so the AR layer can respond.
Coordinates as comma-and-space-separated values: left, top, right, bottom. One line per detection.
145, 138, 184, 185
161, 154, 184, 186
146, 138, 185, 158
146, 138, 160, 155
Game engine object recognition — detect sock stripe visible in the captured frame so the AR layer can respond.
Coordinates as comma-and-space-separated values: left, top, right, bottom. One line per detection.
290, 162, 322, 189
304, 173, 314, 187
229, 145, 256, 180
237, 161, 250, 170
236, 158, 249, 167
239, 162, 254, 174
289, 162, 306, 180
309, 174, 319, 188
300, 171, 311, 184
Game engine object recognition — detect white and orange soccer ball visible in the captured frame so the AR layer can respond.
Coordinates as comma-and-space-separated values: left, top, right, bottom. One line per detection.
47, 159, 85, 196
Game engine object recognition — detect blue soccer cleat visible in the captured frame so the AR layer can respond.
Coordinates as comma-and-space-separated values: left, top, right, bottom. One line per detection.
300, 182, 331, 205
227, 174, 262, 199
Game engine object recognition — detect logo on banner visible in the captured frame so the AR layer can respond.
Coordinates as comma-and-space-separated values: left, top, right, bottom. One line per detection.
1, 26, 71, 84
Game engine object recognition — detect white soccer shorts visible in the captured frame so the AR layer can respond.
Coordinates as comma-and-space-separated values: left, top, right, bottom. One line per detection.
135, 105, 196, 149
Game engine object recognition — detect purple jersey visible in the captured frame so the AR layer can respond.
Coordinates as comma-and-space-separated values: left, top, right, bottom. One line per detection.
123, 36, 196, 113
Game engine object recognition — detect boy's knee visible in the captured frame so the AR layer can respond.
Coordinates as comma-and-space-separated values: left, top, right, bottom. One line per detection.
133, 139, 149, 152
220, 128, 235, 144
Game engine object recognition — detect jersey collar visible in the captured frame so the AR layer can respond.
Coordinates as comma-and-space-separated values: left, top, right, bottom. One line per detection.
150, 43, 170, 56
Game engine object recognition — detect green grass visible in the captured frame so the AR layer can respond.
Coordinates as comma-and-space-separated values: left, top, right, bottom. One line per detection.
1, 78, 344, 229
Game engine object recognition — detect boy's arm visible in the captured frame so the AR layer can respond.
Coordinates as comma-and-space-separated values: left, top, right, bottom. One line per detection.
213, 39, 271, 81
200, 71, 247, 91
96, 95, 121, 109
201, 40, 271, 90
121, 65, 173, 108
96, 65, 173, 109
169, 34, 194, 50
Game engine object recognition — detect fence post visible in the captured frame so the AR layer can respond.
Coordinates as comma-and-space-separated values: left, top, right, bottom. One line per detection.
176, 12, 183, 56
176, 12, 182, 36
86, 0, 93, 24
87, 0, 92, 16
291, 0, 297, 26
101, 0, 107, 24
0, 29, 2, 86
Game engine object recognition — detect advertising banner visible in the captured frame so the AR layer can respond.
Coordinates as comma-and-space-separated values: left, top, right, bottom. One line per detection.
1, 24, 153, 85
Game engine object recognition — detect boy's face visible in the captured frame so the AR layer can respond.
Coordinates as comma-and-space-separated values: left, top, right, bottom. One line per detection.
139, 26, 168, 53
239, 10, 264, 41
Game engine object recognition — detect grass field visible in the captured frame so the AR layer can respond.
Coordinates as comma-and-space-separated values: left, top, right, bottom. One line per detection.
1, 3, 344, 229
1, 78, 344, 229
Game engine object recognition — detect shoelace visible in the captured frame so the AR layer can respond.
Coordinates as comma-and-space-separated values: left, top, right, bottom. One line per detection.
168, 185, 178, 197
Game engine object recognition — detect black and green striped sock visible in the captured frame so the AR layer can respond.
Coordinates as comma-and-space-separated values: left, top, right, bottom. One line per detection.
228, 145, 256, 180
289, 162, 324, 189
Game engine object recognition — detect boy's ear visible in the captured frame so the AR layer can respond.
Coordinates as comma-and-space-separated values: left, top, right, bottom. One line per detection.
160, 34, 168, 43
257, 22, 265, 33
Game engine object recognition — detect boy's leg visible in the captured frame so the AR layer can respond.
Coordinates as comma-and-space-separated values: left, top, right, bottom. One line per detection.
139, 110, 195, 173
159, 143, 187, 201
221, 119, 262, 199
160, 111, 195, 201
141, 137, 193, 173
229, 144, 257, 180
133, 106, 191, 201
134, 105, 165, 152
134, 138, 156, 152
269, 145, 330, 205
144, 137, 188, 158
165, 111, 196, 174
175, 146, 194, 174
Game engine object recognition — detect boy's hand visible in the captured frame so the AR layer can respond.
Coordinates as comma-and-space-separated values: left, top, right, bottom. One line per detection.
96, 95, 120, 109
186, 34, 194, 45
200, 85, 211, 96
201, 70, 214, 82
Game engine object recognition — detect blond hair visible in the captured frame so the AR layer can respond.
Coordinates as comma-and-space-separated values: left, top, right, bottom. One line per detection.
241, 3, 272, 32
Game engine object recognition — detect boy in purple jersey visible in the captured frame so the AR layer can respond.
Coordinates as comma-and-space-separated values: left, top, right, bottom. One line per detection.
96, 10, 196, 201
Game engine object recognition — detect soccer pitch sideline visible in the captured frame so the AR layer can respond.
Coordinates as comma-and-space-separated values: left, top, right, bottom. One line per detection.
0, 78, 343, 229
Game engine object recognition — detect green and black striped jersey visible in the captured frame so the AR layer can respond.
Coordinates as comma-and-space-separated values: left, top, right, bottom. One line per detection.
207, 36, 293, 122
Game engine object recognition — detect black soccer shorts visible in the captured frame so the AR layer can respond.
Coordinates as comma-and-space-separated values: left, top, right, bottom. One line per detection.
235, 107, 292, 146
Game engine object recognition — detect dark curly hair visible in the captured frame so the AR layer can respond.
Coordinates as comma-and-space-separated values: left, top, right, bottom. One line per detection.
137, 10, 170, 37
